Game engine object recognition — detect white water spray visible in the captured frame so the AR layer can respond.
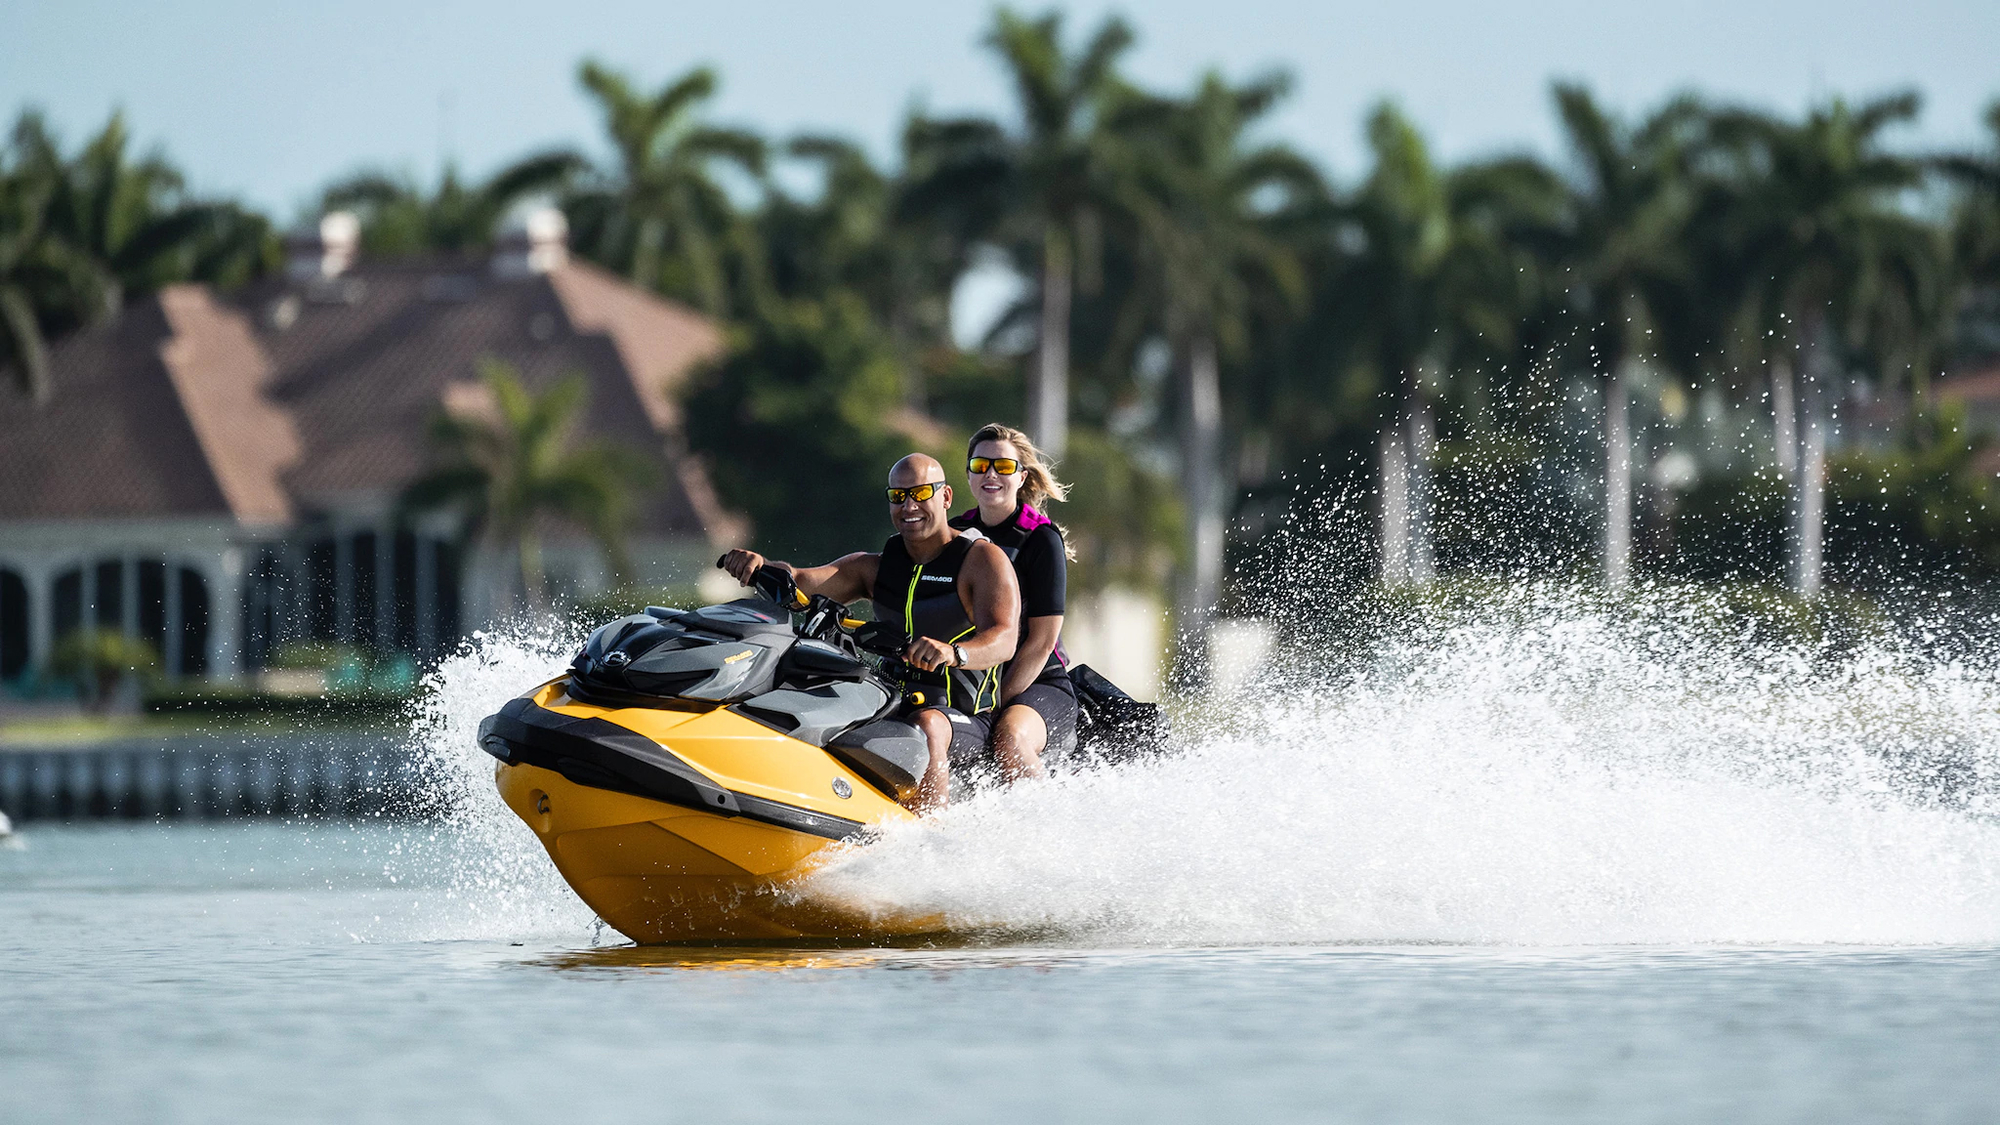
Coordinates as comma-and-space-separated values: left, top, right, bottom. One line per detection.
408, 589, 2000, 946
395, 626, 598, 941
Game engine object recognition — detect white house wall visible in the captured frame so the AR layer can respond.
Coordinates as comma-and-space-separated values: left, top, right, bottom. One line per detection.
0, 517, 263, 684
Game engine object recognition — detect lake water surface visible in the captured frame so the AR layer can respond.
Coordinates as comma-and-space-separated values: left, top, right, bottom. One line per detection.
4, 822, 1998, 1124
12, 601, 2000, 1122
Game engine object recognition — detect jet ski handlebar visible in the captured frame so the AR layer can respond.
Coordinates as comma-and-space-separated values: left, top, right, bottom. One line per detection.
716, 556, 906, 668
715, 556, 809, 612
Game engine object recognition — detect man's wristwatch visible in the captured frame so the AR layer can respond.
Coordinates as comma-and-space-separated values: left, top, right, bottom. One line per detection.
951, 643, 968, 669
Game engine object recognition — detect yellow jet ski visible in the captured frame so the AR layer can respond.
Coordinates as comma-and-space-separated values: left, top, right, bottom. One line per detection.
479, 566, 939, 943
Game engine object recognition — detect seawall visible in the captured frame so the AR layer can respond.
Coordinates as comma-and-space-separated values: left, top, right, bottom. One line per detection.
0, 732, 430, 822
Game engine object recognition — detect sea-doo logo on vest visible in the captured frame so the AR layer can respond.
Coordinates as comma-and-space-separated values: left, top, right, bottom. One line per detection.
602, 651, 631, 668
920, 574, 954, 583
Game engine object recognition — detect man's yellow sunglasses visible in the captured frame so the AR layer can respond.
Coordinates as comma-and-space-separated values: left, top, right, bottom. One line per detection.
885, 481, 946, 504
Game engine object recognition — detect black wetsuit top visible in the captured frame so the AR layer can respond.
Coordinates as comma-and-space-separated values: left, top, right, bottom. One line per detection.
949, 504, 1070, 688
872, 534, 1000, 714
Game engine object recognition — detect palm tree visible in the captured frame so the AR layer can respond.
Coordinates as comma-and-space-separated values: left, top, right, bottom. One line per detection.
1552, 85, 1704, 589
1336, 105, 1462, 586
319, 151, 582, 256
2, 110, 262, 402
42, 112, 245, 318
899, 7, 1139, 459
1327, 104, 1567, 587
402, 359, 654, 614
757, 134, 957, 370
1940, 100, 2000, 367
564, 62, 764, 316
1708, 93, 1941, 596
0, 116, 74, 401
1124, 72, 1316, 686
760, 136, 890, 301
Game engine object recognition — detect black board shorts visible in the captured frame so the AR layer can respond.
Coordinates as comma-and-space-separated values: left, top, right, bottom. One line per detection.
906, 705, 994, 770
911, 671, 1078, 772
1002, 676, 1079, 758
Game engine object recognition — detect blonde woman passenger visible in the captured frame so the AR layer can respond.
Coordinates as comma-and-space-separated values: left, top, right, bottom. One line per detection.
947, 422, 1077, 781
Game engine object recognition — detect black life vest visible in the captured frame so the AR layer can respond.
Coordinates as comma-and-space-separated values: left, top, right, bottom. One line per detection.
949, 503, 1069, 683
872, 533, 999, 713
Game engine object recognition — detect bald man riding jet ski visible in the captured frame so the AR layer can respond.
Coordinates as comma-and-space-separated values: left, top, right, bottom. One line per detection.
721, 453, 1020, 811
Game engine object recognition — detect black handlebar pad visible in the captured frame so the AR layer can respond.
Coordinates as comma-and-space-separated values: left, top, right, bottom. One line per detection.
714, 558, 924, 694
849, 621, 906, 657
714, 555, 802, 609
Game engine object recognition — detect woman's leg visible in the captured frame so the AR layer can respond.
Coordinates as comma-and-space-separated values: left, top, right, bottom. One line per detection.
990, 704, 1048, 782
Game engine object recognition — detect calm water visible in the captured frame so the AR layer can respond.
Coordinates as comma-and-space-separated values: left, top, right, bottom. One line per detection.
14, 598, 2000, 1122
4, 822, 1998, 1125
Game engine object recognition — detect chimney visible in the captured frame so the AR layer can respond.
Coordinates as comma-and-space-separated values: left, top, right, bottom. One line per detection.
492, 206, 569, 278
286, 211, 361, 280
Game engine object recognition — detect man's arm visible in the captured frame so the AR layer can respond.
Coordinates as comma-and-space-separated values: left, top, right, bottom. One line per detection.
905, 541, 1019, 673
720, 548, 878, 604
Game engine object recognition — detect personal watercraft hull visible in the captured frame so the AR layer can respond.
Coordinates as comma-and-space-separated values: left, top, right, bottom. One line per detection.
487, 681, 932, 943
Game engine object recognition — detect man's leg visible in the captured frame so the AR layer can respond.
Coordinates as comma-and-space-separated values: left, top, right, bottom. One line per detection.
990, 704, 1048, 783
911, 708, 954, 812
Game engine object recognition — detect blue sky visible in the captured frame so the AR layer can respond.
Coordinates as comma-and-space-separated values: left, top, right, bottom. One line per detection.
5, 0, 1995, 220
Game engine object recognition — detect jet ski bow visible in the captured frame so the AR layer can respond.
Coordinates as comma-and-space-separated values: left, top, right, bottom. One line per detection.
479, 565, 936, 943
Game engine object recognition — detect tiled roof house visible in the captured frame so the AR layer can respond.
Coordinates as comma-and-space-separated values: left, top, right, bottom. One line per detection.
0, 211, 742, 686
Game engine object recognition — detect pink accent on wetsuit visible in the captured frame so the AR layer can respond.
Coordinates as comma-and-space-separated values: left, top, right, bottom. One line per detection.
1015, 503, 1055, 532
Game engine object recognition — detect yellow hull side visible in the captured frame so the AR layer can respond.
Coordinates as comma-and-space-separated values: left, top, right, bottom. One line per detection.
494, 683, 933, 943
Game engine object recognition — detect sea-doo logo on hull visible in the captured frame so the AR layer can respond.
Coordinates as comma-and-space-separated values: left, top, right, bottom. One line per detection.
831, 778, 852, 799
602, 651, 631, 668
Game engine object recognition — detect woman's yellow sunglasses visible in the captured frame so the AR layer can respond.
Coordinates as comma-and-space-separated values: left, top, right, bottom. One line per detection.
967, 456, 1022, 476
885, 482, 946, 504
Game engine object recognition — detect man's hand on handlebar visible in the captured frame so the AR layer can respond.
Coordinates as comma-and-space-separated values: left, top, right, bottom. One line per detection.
719, 549, 766, 587
905, 636, 957, 673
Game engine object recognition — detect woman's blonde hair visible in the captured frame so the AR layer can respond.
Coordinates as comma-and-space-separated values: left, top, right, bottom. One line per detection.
967, 422, 1069, 509
967, 422, 1075, 560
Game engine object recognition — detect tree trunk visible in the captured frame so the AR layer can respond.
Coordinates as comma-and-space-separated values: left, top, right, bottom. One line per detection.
1033, 230, 1072, 460
1378, 425, 1410, 586
518, 530, 547, 616
632, 213, 665, 292
1770, 357, 1798, 480
1406, 401, 1435, 586
1378, 375, 1435, 589
1174, 333, 1224, 693
1793, 319, 1831, 599
1604, 361, 1634, 591
0, 286, 52, 404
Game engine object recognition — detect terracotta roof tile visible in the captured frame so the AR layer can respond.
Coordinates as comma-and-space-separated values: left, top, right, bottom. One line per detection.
0, 255, 735, 544
1938, 366, 2000, 404
0, 303, 229, 519
548, 261, 725, 432
157, 285, 301, 523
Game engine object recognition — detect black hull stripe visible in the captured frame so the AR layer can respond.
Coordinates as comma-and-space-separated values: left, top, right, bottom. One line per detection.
479, 696, 870, 841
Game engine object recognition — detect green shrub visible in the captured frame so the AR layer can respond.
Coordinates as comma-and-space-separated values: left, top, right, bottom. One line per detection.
269, 640, 369, 671
265, 640, 417, 695
1666, 407, 2000, 594
143, 687, 410, 725
47, 630, 160, 711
